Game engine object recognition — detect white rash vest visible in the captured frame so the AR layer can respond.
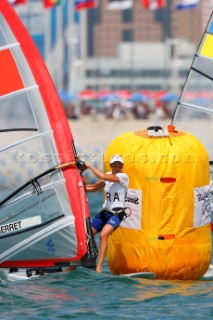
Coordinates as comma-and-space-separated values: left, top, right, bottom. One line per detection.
102, 172, 129, 210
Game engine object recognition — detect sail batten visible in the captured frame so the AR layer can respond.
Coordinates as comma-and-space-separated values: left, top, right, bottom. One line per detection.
191, 67, 213, 81
178, 101, 213, 114
0, 42, 20, 51
0, 85, 39, 101
0, 128, 38, 132
0, 130, 53, 152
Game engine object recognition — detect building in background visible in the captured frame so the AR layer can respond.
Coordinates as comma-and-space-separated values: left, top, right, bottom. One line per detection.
83, 0, 213, 92
13, 0, 213, 94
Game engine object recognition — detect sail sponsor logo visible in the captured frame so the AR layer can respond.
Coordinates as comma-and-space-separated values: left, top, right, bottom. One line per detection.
0, 216, 42, 235
46, 239, 56, 253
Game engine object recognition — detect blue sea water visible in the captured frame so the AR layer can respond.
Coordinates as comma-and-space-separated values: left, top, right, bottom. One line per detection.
1, 191, 213, 320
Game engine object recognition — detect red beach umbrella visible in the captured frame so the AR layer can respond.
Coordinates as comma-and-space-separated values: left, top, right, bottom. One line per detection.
79, 89, 97, 100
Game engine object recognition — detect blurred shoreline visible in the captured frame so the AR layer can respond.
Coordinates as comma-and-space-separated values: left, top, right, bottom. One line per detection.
69, 113, 169, 151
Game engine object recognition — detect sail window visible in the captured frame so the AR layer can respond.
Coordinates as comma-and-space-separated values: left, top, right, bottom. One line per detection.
0, 87, 53, 138
0, 90, 40, 132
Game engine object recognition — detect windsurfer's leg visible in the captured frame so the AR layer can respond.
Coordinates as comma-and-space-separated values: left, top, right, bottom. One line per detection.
96, 215, 122, 273
96, 224, 114, 273
92, 226, 98, 235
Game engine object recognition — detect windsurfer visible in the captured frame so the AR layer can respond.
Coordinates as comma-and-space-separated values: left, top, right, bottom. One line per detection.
83, 155, 129, 273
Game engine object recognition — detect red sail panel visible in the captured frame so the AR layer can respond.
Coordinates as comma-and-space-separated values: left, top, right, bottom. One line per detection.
0, 49, 24, 96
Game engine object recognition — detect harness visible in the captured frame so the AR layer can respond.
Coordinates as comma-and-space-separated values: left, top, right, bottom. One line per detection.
100, 207, 128, 222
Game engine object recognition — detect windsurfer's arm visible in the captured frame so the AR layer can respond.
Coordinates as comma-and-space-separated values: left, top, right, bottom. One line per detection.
86, 180, 105, 192
85, 163, 120, 183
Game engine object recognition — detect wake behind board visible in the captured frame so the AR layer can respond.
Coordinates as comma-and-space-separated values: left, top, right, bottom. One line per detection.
121, 272, 156, 279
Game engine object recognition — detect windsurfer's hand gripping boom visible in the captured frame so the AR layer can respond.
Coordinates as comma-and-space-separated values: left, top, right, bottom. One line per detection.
76, 159, 87, 172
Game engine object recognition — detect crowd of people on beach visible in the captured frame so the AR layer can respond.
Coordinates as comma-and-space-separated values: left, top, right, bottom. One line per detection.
62, 97, 176, 121
59, 88, 213, 122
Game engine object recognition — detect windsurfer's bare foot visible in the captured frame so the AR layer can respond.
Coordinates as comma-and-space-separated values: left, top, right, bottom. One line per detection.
96, 267, 102, 273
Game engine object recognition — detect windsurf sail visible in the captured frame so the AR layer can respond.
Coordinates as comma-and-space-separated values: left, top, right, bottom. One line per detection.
171, 11, 213, 231
0, 0, 97, 269
172, 11, 213, 162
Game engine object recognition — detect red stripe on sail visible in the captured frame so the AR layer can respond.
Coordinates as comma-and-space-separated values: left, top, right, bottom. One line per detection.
0, 49, 24, 96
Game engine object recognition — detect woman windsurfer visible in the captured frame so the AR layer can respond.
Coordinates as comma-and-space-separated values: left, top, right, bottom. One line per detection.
84, 155, 129, 273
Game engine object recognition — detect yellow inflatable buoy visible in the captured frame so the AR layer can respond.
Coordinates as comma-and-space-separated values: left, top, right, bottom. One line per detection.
105, 126, 211, 280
